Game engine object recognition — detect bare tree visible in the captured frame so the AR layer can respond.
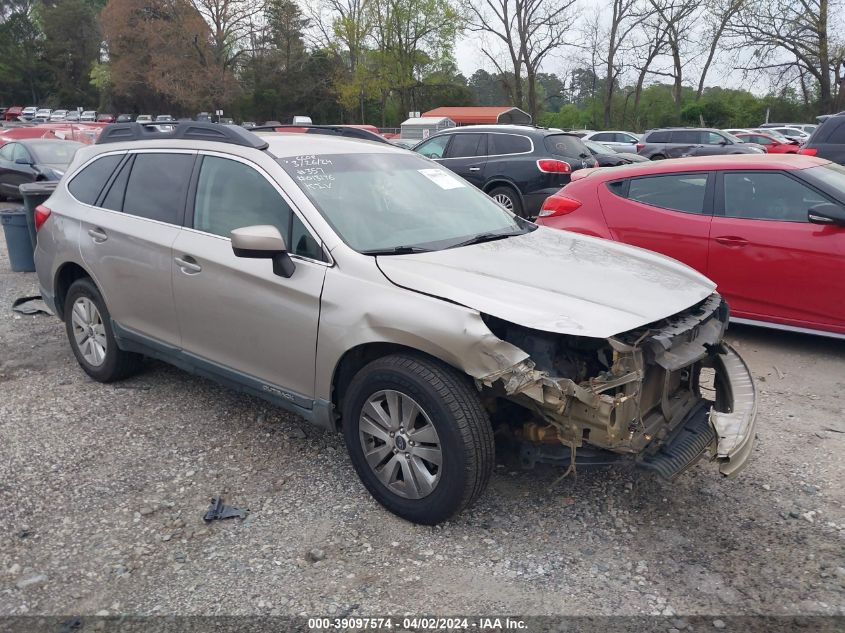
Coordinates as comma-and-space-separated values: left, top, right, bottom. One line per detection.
601, 0, 646, 127
465, 0, 578, 119
647, 0, 700, 117
696, 0, 745, 98
725, 0, 843, 112
192, 0, 254, 70
628, 10, 671, 127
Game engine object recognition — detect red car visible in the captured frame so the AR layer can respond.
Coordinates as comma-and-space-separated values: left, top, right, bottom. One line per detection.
96, 113, 115, 123
3, 106, 23, 121
735, 132, 799, 154
536, 155, 845, 337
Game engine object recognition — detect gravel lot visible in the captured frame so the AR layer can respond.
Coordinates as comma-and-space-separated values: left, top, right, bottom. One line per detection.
1, 222, 843, 621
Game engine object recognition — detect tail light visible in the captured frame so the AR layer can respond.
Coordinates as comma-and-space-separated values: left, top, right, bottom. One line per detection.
537, 159, 571, 173
636, 143, 645, 152
538, 194, 582, 218
798, 148, 817, 156
34, 205, 51, 231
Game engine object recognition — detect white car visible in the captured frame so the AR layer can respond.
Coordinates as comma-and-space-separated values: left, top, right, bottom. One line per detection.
50, 110, 69, 121
21, 106, 38, 121
582, 130, 642, 153
33, 109, 52, 122
80, 111, 97, 122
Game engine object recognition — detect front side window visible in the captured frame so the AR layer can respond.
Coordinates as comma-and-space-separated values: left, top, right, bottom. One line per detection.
122, 153, 194, 224
623, 173, 709, 214
723, 172, 828, 222
489, 133, 531, 155
415, 136, 450, 159
0, 144, 15, 161
591, 133, 613, 141
704, 131, 726, 145
194, 156, 291, 241
279, 153, 527, 253
68, 154, 123, 205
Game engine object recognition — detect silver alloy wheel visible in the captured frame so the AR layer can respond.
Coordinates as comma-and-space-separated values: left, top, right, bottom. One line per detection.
71, 297, 107, 367
493, 192, 514, 210
358, 389, 443, 499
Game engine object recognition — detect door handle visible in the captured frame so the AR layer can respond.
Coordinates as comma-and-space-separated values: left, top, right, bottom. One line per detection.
88, 227, 107, 243
715, 236, 749, 247
174, 256, 202, 274
468, 167, 481, 172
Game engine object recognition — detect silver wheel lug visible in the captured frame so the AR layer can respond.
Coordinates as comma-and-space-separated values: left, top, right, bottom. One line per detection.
409, 441, 415, 446
389, 432, 395, 437
404, 452, 410, 458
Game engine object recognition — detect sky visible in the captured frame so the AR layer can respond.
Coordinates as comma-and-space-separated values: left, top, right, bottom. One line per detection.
450, 3, 771, 97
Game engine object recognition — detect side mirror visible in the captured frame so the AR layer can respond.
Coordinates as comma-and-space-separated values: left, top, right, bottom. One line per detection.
808, 203, 845, 227
718, 140, 728, 146
15, 157, 31, 165
231, 225, 295, 278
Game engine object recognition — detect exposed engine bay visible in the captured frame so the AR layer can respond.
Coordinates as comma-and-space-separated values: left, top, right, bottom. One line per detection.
477, 293, 755, 479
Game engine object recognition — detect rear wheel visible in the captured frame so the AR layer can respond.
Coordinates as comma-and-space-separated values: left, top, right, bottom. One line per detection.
342, 354, 494, 524
488, 185, 525, 218
650, 153, 666, 161
64, 278, 142, 382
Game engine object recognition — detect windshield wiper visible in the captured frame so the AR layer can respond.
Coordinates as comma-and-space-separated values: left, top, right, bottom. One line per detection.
447, 231, 524, 249
361, 245, 432, 255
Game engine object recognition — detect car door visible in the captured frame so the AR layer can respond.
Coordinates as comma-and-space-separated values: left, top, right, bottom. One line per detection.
78, 151, 194, 346
441, 133, 487, 187
0, 143, 18, 196
668, 130, 702, 157
692, 131, 731, 157
598, 171, 714, 272
171, 153, 327, 402
708, 170, 845, 329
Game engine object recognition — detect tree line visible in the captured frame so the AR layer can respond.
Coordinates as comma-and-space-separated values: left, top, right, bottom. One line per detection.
0, 0, 842, 129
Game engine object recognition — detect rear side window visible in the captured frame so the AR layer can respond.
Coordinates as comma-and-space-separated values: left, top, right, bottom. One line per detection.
68, 154, 122, 205
544, 135, 588, 157
671, 130, 702, 144
624, 173, 709, 214
447, 133, 485, 158
645, 130, 670, 143
101, 157, 132, 212
489, 134, 531, 155
122, 153, 194, 224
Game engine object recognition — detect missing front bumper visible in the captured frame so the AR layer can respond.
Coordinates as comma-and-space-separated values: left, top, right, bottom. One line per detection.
709, 344, 758, 477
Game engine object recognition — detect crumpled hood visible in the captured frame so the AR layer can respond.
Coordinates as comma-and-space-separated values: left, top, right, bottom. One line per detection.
376, 226, 716, 338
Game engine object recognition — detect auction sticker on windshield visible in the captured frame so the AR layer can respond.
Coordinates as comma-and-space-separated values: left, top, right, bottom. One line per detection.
418, 168, 465, 190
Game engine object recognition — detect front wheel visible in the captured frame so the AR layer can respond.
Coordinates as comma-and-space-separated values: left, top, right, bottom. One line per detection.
342, 354, 494, 524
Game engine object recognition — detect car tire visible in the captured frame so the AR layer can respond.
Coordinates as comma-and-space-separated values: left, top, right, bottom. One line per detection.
650, 154, 666, 160
342, 354, 494, 525
64, 277, 142, 382
488, 186, 525, 218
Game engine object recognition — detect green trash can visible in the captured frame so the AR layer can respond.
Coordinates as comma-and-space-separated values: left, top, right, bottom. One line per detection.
19, 181, 58, 250
1, 207, 36, 272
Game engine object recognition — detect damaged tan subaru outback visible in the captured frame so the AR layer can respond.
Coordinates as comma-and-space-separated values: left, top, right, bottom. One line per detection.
35, 122, 757, 524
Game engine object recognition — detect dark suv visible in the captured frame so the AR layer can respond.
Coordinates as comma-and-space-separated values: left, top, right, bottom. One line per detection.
413, 125, 597, 218
801, 112, 845, 165
638, 128, 765, 160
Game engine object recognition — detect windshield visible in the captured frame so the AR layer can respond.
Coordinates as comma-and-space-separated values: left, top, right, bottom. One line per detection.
805, 163, 845, 193
29, 141, 83, 165
279, 153, 530, 253
583, 140, 615, 155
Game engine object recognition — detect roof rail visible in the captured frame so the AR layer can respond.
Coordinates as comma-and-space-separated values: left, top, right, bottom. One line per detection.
95, 121, 269, 150
249, 124, 390, 144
